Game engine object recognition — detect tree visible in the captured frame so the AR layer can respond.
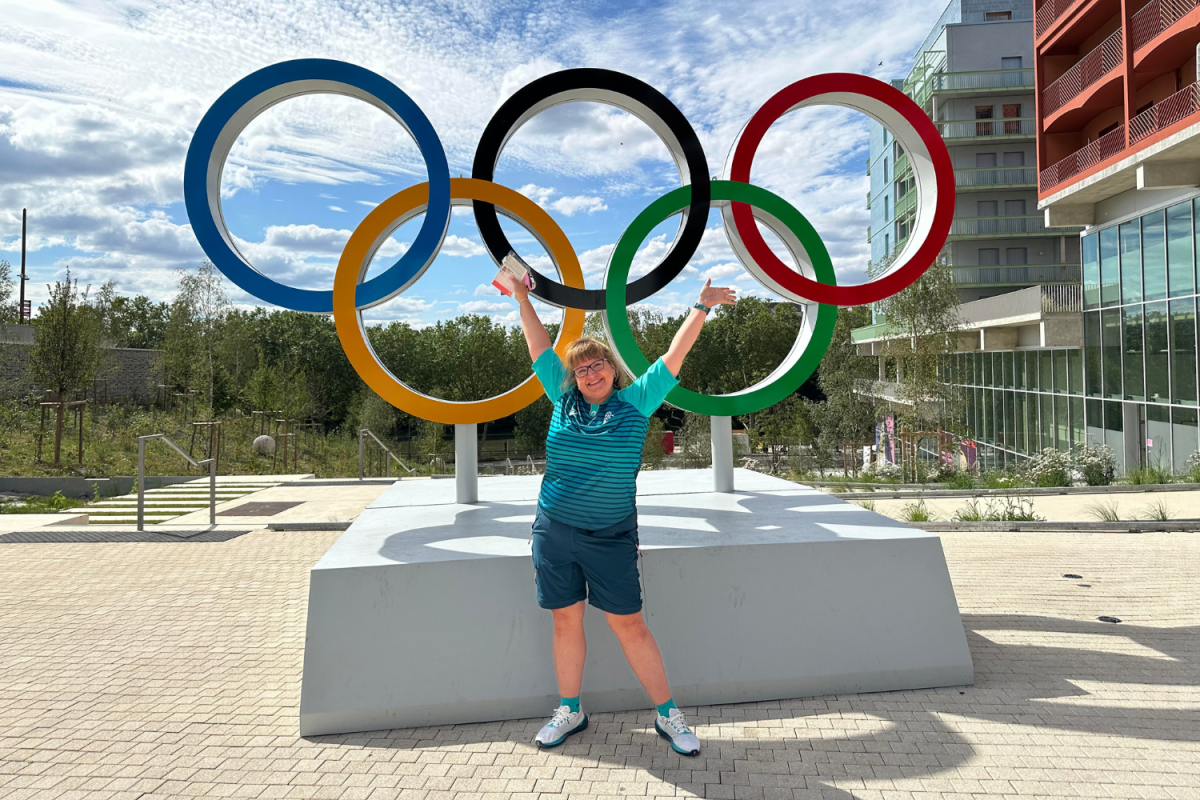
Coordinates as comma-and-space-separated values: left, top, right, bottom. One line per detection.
163, 262, 228, 408
873, 249, 962, 432
27, 271, 104, 463
0, 261, 17, 325
811, 304, 880, 472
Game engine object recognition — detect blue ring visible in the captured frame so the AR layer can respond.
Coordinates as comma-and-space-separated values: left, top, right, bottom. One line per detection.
184, 59, 451, 313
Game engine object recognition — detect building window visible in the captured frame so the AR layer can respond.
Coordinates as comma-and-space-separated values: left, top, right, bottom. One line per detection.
1003, 104, 1022, 133
1146, 301, 1170, 402
1003, 151, 1025, 166
976, 152, 998, 168
1120, 219, 1142, 304
884, 233, 890, 253
1006, 247, 1027, 265
1125, 306, 1145, 402
1100, 225, 1120, 307
1001, 56, 1022, 68
883, 159, 889, 183
978, 200, 998, 216
975, 105, 994, 136
1170, 298, 1197, 405
1143, 210, 1167, 302
1083, 234, 1099, 309
884, 195, 890, 220
989, 12, 1014, 21
1097, 121, 1121, 138
1167, 201, 1194, 297
979, 248, 1000, 266
1004, 199, 1026, 216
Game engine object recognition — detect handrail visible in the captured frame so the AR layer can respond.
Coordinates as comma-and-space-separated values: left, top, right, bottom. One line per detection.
358, 429, 416, 480
1041, 28, 1123, 116
137, 434, 215, 532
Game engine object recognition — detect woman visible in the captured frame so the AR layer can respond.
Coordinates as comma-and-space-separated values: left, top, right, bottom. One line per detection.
512, 276, 736, 756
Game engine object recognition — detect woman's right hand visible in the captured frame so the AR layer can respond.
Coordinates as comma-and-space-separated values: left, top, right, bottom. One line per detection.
513, 279, 528, 303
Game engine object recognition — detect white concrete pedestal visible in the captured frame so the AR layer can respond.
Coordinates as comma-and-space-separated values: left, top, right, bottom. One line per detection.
299, 469, 973, 736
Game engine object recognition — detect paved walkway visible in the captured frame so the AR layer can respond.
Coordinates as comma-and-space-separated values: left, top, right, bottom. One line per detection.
0, 528, 1196, 799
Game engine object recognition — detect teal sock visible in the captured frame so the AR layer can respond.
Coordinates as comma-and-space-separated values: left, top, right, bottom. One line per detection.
561, 696, 580, 713
655, 698, 677, 717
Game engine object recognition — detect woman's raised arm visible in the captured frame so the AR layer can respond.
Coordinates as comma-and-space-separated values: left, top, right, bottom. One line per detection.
662, 279, 736, 377
514, 280, 552, 362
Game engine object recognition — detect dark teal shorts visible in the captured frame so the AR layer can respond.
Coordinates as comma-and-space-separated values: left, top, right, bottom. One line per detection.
532, 508, 641, 615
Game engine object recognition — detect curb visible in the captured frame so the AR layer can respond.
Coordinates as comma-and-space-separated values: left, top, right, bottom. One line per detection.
268, 521, 352, 531
915, 519, 1200, 533
809, 482, 1200, 499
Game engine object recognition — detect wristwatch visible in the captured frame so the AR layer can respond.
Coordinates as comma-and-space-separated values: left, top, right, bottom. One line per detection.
694, 302, 711, 313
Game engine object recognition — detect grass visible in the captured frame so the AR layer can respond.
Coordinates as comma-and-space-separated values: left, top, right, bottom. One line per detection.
951, 496, 1044, 522
1085, 499, 1122, 522
1123, 464, 1176, 485
0, 491, 86, 514
0, 401, 452, 480
900, 499, 935, 523
1138, 499, 1174, 521
852, 498, 877, 512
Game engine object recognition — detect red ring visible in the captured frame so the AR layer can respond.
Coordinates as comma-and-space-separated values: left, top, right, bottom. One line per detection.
728, 73, 955, 306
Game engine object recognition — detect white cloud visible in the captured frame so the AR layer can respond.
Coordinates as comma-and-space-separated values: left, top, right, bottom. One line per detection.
474, 282, 500, 296
357, 200, 379, 208
439, 234, 486, 257
458, 300, 510, 314
328, 205, 346, 212
517, 184, 607, 216
699, 262, 742, 281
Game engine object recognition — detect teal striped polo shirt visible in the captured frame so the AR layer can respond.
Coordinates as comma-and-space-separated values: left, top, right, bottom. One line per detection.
532, 349, 678, 530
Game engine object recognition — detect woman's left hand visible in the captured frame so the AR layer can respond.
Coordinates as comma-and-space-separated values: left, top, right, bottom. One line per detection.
698, 279, 737, 308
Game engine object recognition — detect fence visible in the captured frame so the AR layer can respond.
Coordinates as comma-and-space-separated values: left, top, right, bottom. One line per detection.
1130, 82, 1200, 143
1039, 124, 1126, 191
1041, 27, 1123, 116
1132, 0, 1200, 50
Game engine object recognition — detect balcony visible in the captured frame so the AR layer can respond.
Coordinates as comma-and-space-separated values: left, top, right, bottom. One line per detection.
955, 166, 1037, 191
936, 117, 1036, 143
1036, 0, 1084, 38
1130, 82, 1200, 143
951, 264, 1082, 287
1133, 0, 1200, 50
894, 187, 917, 220
909, 69, 1035, 109
1039, 123, 1126, 190
1041, 27, 1124, 118
948, 215, 1054, 239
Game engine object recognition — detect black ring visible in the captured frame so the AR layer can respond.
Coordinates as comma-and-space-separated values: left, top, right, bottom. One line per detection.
471, 68, 710, 311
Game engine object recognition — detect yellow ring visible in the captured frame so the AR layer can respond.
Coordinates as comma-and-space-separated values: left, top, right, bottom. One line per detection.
333, 177, 586, 424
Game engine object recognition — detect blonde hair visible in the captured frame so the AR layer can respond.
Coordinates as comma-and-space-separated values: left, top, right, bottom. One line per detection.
562, 337, 623, 391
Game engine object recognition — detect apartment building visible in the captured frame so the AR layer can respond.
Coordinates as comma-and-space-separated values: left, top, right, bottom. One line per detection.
1036, 0, 1200, 473
867, 0, 1081, 301
856, 0, 1087, 471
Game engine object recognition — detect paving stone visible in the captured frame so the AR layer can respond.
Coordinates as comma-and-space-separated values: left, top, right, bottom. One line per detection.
0, 528, 1197, 799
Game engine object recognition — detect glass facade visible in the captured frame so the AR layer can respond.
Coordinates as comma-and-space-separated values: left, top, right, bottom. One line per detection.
1075, 200, 1200, 472
943, 198, 1200, 474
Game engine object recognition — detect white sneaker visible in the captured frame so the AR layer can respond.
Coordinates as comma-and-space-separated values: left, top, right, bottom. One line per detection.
655, 707, 700, 756
534, 705, 588, 747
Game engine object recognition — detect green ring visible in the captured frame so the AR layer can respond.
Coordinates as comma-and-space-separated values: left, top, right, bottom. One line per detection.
603, 180, 838, 416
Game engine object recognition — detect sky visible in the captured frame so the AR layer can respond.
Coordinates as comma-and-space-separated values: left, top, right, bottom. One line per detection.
0, 0, 947, 329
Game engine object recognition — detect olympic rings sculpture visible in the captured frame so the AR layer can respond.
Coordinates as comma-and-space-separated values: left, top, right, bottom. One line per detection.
184, 59, 954, 425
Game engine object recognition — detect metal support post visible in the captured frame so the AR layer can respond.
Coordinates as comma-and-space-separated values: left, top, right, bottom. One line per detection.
455, 423, 478, 504
137, 437, 146, 531
209, 459, 216, 526
711, 415, 734, 493
358, 430, 364, 480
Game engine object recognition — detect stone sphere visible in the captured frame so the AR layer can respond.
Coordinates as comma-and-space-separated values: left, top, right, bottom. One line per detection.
252, 435, 276, 455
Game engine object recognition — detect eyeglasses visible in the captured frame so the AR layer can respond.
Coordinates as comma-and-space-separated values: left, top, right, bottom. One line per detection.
572, 359, 610, 379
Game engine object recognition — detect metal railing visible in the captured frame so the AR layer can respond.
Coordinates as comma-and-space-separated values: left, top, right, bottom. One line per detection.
1133, 0, 1200, 50
1036, 0, 1083, 37
1040, 124, 1126, 191
1130, 82, 1200, 143
951, 264, 1082, 285
955, 166, 1037, 188
1041, 28, 1123, 116
949, 215, 1050, 237
910, 68, 1034, 108
936, 117, 1036, 140
1041, 283, 1083, 312
358, 429, 416, 480
895, 187, 917, 219
137, 434, 214, 532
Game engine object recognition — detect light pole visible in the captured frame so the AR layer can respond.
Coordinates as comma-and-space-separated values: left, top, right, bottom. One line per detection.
19, 208, 27, 322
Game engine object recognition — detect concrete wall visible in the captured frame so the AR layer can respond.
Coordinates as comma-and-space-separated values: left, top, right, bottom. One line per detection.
0, 340, 163, 401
